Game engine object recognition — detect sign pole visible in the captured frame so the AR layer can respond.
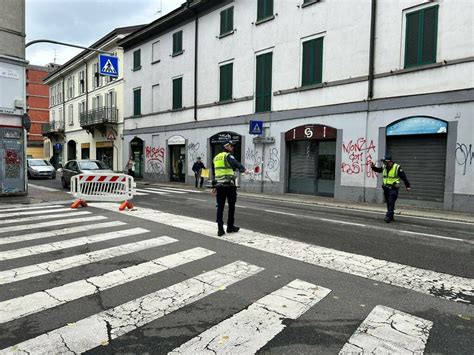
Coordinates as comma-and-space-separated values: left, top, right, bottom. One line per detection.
261, 127, 266, 193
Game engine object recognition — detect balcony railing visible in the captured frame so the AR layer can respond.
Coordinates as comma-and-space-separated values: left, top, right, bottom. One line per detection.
42, 120, 65, 134
80, 106, 118, 127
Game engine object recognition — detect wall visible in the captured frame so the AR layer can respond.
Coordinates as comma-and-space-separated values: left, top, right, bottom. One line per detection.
0, 0, 25, 59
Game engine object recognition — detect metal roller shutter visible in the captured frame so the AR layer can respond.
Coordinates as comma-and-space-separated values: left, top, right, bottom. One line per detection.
288, 141, 317, 195
386, 134, 447, 202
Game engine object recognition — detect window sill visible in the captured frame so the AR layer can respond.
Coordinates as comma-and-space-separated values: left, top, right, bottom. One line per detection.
301, 0, 319, 8
219, 30, 235, 39
132, 66, 142, 72
255, 15, 275, 26
171, 50, 184, 57
151, 60, 161, 65
171, 107, 185, 112
131, 114, 142, 118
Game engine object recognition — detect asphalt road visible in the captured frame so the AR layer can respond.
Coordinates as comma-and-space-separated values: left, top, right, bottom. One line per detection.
0, 177, 470, 354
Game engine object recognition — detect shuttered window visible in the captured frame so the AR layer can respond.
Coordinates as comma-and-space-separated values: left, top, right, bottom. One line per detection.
257, 0, 273, 21
133, 88, 141, 116
133, 49, 141, 70
405, 6, 438, 68
173, 77, 182, 110
219, 63, 233, 102
220, 7, 234, 35
302, 37, 323, 86
173, 31, 183, 55
255, 52, 272, 113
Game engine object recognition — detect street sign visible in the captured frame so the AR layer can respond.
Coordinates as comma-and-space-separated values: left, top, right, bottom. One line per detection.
99, 54, 119, 77
249, 120, 263, 135
253, 136, 275, 144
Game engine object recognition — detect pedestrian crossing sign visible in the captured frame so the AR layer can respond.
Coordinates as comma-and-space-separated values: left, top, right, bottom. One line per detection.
99, 54, 119, 77
249, 120, 263, 135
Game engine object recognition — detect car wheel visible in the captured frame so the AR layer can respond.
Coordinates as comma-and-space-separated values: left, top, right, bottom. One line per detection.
51, 174, 56, 180
61, 177, 69, 189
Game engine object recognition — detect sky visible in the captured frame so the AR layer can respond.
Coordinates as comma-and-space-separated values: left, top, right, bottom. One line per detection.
26, 0, 184, 66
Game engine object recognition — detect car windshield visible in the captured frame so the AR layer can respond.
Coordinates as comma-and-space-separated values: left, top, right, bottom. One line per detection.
79, 161, 109, 170
43, 160, 52, 166
29, 160, 48, 166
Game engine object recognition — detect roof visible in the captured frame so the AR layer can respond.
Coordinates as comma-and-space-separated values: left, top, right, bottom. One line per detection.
43, 24, 145, 83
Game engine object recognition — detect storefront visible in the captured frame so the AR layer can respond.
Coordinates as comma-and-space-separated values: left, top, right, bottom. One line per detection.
386, 116, 448, 202
96, 141, 114, 169
285, 125, 337, 197
168, 135, 186, 183
81, 143, 90, 160
210, 131, 242, 162
130, 137, 144, 178
0, 126, 26, 194
67, 140, 77, 161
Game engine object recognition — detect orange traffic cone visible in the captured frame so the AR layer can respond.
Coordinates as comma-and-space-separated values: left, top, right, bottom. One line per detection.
71, 199, 88, 209
119, 201, 134, 211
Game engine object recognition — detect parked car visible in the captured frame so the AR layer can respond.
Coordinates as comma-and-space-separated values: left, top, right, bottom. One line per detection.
61, 159, 113, 188
27, 159, 56, 179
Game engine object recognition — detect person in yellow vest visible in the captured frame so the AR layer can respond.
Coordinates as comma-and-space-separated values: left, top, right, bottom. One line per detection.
212, 140, 246, 236
371, 155, 411, 223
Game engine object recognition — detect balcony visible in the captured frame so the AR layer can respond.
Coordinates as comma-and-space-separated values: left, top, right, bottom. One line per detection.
42, 120, 65, 139
80, 107, 118, 128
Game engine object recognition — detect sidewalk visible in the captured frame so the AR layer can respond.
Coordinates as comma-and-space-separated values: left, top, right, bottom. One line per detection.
0, 185, 72, 207
137, 180, 474, 224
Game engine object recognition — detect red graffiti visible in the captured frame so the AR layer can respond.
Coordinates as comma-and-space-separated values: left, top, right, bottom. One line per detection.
341, 138, 378, 178
5, 150, 21, 165
145, 146, 165, 162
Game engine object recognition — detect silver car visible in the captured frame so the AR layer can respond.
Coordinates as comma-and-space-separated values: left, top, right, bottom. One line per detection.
27, 159, 56, 179
61, 159, 113, 189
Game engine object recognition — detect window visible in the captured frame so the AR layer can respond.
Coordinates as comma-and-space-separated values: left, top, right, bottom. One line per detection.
219, 63, 233, 101
50, 87, 55, 106
93, 62, 100, 88
172, 77, 182, 110
255, 52, 272, 112
68, 104, 73, 125
78, 102, 84, 121
257, 0, 273, 21
302, 37, 323, 86
152, 84, 160, 112
405, 6, 438, 68
220, 7, 234, 35
152, 41, 160, 63
172, 31, 183, 55
133, 88, 141, 116
133, 49, 141, 70
58, 107, 63, 123
79, 70, 85, 94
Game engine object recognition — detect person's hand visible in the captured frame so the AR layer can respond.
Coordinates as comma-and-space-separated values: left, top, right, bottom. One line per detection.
406, 187, 411, 192
211, 188, 217, 196
370, 161, 375, 168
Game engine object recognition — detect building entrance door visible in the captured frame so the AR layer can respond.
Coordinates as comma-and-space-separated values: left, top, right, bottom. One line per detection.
130, 137, 144, 178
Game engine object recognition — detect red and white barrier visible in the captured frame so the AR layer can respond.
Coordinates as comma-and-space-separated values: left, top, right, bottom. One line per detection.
70, 174, 135, 210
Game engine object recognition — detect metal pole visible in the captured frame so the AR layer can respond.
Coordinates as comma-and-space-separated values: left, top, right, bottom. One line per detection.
25, 39, 114, 55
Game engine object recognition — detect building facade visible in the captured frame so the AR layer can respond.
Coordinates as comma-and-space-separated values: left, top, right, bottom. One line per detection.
120, 0, 474, 212
0, 0, 28, 196
43, 26, 143, 171
26, 64, 57, 159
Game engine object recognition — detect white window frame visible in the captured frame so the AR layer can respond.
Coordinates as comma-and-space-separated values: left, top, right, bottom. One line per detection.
152, 40, 160, 63
68, 104, 74, 125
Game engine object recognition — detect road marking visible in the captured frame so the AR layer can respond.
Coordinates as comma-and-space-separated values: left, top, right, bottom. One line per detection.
0, 247, 215, 324
0, 211, 91, 225
159, 187, 204, 193
0, 237, 177, 285
134, 191, 149, 196
0, 204, 64, 213
28, 184, 61, 192
171, 279, 331, 354
136, 188, 170, 195
187, 198, 207, 202
0, 207, 73, 218
148, 187, 186, 194
94, 204, 474, 304
0, 228, 149, 261
339, 305, 433, 354
0, 215, 107, 234
318, 217, 366, 227
1, 261, 263, 354
264, 209, 297, 216
399, 229, 472, 243
0, 221, 124, 246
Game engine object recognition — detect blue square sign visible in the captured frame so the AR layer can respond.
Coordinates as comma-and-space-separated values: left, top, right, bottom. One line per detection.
99, 54, 119, 77
249, 120, 263, 135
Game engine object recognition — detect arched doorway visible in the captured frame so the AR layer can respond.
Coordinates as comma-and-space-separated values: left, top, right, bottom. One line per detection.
210, 132, 242, 162
386, 116, 448, 202
168, 135, 186, 183
285, 124, 337, 196
67, 140, 76, 161
130, 137, 144, 179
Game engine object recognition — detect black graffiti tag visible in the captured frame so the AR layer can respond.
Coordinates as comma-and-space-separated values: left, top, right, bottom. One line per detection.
455, 143, 473, 175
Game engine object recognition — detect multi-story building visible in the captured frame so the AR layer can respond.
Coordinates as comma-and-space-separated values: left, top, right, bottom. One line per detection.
43, 25, 143, 171
26, 64, 58, 159
120, 0, 474, 212
0, 0, 27, 195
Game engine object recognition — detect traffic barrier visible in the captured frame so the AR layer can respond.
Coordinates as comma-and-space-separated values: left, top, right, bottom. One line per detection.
70, 173, 135, 211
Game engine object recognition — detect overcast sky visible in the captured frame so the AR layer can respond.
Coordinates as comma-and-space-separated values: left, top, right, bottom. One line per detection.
26, 0, 183, 66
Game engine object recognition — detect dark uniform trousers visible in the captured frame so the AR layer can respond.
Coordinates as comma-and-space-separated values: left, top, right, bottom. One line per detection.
216, 184, 237, 227
382, 185, 399, 220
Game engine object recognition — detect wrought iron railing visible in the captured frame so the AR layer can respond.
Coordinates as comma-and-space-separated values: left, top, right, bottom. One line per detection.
42, 120, 65, 134
80, 107, 119, 127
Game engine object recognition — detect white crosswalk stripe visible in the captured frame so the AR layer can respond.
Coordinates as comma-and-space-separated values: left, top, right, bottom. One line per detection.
0, 204, 64, 213
0, 207, 74, 218
0, 215, 107, 234
134, 191, 149, 196
159, 187, 205, 194
136, 188, 170, 195
0, 211, 91, 225
148, 187, 186, 194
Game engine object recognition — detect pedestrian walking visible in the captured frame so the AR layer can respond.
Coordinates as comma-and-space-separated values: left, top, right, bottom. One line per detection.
212, 140, 246, 236
371, 155, 411, 223
192, 157, 206, 188
127, 156, 135, 177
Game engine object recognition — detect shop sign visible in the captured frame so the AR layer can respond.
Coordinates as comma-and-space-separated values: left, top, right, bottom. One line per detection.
106, 130, 116, 141
387, 116, 448, 136
210, 132, 241, 144
54, 143, 62, 150
168, 135, 185, 145
285, 125, 337, 141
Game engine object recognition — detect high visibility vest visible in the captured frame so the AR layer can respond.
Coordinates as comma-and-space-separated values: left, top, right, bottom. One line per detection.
383, 163, 401, 186
213, 152, 235, 183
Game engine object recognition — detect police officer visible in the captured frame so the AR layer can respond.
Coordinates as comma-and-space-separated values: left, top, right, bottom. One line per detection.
212, 140, 246, 236
371, 155, 411, 223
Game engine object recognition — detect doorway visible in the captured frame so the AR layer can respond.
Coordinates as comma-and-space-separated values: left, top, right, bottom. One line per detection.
130, 137, 144, 178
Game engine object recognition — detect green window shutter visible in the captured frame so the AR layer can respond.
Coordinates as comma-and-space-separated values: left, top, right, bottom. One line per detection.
302, 40, 312, 86
302, 38, 323, 86
173, 78, 182, 109
405, 11, 420, 67
133, 50, 141, 69
173, 31, 183, 54
256, 52, 272, 113
220, 7, 233, 34
257, 0, 272, 20
220, 63, 233, 101
133, 89, 141, 116
314, 37, 323, 84
421, 6, 438, 64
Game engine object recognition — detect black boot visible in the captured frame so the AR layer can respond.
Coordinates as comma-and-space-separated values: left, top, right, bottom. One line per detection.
218, 224, 225, 236
226, 225, 240, 233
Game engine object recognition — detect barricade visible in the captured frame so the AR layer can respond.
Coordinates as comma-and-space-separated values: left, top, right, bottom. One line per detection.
70, 173, 135, 211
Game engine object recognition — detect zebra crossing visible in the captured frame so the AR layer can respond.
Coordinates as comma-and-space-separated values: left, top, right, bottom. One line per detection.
0, 203, 440, 353
135, 186, 206, 196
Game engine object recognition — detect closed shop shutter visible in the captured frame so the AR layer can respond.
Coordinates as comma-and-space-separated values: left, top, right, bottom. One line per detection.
386, 134, 446, 202
288, 140, 316, 195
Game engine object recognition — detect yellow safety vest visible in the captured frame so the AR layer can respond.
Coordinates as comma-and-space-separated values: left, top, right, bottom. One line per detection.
383, 163, 401, 186
213, 152, 235, 183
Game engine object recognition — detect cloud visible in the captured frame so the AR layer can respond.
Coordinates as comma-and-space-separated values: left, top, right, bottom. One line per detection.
26, 0, 184, 66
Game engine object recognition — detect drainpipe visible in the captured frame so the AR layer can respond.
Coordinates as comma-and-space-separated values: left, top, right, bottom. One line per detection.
193, 10, 199, 121
61, 74, 66, 160
83, 60, 88, 124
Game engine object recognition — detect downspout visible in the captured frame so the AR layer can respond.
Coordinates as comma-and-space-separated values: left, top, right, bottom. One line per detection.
193, 10, 199, 121
61, 74, 66, 160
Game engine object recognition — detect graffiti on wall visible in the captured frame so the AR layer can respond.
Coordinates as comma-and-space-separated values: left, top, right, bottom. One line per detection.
188, 142, 205, 166
341, 138, 378, 178
244, 147, 262, 182
456, 143, 473, 175
266, 147, 280, 172
145, 146, 165, 175
4, 149, 21, 179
